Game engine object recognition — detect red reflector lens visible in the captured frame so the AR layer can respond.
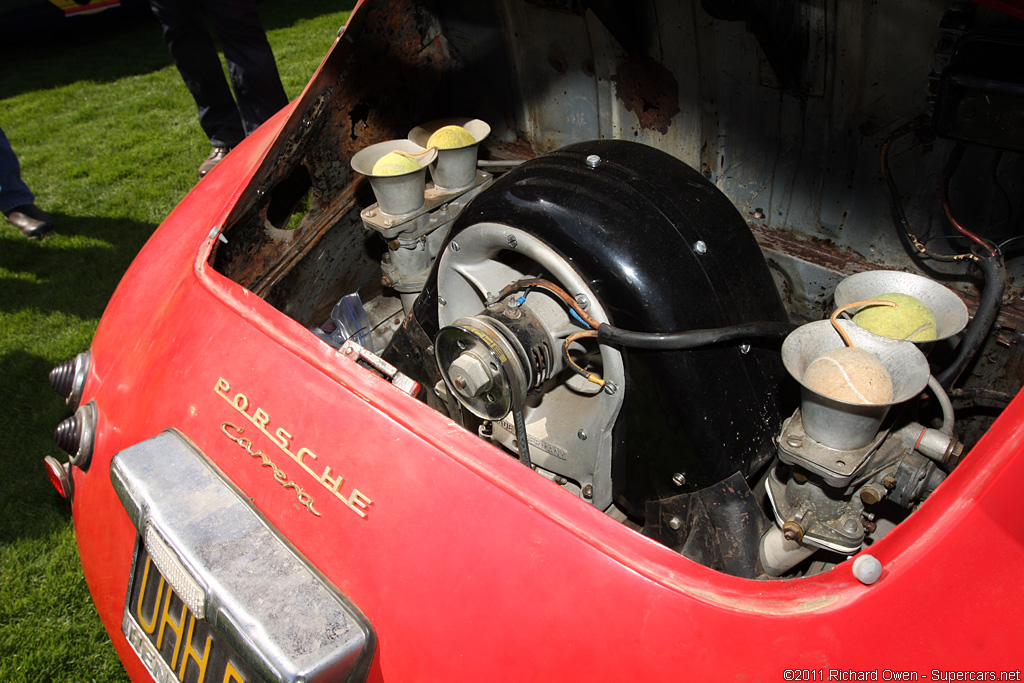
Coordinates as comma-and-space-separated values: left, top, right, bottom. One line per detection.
44, 456, 72, 499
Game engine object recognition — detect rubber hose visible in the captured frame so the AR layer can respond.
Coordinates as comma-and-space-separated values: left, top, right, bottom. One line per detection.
937, 254, 1006, 389
927, 375, 955, 436
596, 321, 797, 350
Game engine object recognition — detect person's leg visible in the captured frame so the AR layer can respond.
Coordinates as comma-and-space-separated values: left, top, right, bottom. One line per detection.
0, 126, 35, 214
1, 126, 55, 238
148, 0, 245, 148
204, 0, 288, 136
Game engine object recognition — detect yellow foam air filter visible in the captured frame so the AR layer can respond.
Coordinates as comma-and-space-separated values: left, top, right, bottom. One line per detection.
372, 152, 420, 176
803, 346, 894, 404
852, 292, 937, 342
427, 125, 475, 149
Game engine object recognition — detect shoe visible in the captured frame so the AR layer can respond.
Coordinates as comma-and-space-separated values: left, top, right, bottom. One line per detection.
198, 146, 232, 178
4, 204, 55, 239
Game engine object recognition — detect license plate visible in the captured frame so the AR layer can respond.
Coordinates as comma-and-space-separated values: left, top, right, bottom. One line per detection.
122, 539, 262, 683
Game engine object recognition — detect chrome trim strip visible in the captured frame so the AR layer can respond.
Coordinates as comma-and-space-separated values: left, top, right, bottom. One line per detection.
111, 430, 375, 683
69, 350, 91, 410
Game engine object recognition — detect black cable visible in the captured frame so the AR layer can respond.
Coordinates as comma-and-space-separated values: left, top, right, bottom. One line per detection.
998, 235, 1024, 252
881, 120, 976, 264
596, 321, 797, 350
936, 254, 1007, 389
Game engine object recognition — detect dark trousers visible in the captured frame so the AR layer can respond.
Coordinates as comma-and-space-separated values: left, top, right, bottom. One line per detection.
149, 0, 289, 148
0, 126, 34, 214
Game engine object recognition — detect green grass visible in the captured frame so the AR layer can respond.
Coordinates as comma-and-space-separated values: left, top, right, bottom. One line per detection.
0, 2, 352, 679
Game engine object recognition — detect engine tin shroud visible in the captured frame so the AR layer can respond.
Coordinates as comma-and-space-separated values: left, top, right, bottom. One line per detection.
398, 140, 792, 514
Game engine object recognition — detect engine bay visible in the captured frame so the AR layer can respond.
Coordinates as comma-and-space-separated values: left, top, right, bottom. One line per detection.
208, 0, 1024, 581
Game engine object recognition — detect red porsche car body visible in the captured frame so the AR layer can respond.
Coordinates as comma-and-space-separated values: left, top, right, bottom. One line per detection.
49, 0, 1024, 681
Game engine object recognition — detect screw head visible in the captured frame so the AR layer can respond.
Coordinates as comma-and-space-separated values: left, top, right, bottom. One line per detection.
582, 484, 594, 498
577, 429, 588, 441
506, 234, 518, 249
603, 381, 617, 395
672, 472, 686, 486
739, 343, 751, 354
575, 293, 590, 309
450, 241, 461, 252
586, 154, 601, 168
694, 240, 708, 255
668, 516, 683, 531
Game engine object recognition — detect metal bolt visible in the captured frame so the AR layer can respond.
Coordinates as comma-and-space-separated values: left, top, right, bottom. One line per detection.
366, 209, 377, 218
381, 275, 394, 287
577, 429, 588, 441
603, 381, 617, 395
694, 240, 708, 255
752, 208, 765, 219
782, 521, 804, 542
582, 484, 593, 498
388, 239, 401, 250
575, 293, 590, 309
842, 518, 860, 534
882, 475, 897, 490
507, 234, 518, 249
586, 154, 601, 168
668, 516, 683, 531
739, 343, 751, 354
450, 241, 461, 252
448, 354, 493, 398
672, 472, 686, 487
786, 435, 803, 449
438, 297, 447, 307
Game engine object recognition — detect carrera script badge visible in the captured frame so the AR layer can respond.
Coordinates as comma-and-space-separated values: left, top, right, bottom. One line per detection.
221, 422, 321, 517
216, 377, 373, 519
